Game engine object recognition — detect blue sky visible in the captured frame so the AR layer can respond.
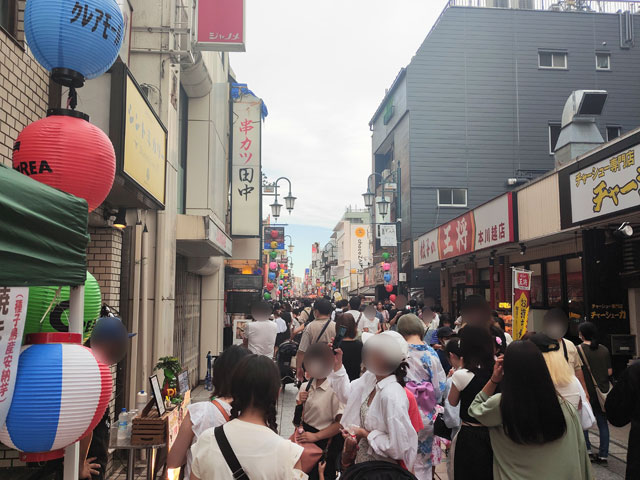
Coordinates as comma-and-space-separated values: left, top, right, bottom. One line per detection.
231, 0, 450, 277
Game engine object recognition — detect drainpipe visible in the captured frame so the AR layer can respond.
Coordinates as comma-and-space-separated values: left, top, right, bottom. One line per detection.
128, 222, 142, 408
153, 210, 166, 365
139, 219, 150, 392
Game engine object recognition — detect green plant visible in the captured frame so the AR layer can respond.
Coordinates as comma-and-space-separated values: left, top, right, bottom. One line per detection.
154, 356, 182, 387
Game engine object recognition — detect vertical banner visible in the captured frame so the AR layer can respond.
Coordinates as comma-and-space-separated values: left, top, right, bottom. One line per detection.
512, 269, 532, 340
0, 286, 28, 428
196, 0, 246, 52
351, 225, 372, 271
379, 224, 397, 247
231, 94, 261, 236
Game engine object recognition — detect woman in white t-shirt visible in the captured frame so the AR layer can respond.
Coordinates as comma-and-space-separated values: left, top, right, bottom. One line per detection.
167, 345, 249, 479
191, 355, 307, 480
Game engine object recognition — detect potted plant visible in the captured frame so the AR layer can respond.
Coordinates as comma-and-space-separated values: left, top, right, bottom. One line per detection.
154, 356, 182, 398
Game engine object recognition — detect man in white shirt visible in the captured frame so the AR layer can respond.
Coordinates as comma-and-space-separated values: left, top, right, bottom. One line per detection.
243, 301, 278, 357
346, 296, 366, 332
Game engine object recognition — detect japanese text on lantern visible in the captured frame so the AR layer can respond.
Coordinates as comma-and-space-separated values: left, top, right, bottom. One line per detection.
70, 2, 122, 45
0, 287, 28, 415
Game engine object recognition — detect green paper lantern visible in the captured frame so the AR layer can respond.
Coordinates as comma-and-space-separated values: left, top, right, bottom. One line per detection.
264, 292, 271, 300
382, 252, 390, 261
23, 271, 102, 342
269, 251, 277, 259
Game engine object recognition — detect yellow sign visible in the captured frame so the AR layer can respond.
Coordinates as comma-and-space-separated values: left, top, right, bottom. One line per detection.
512, 292, 530, 340
355, 227, 366, 238
123, 76, 167, 204
498, 302, 511, 309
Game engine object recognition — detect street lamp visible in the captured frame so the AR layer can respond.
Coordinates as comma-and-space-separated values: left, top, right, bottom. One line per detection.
285, 235, 295, 253
377, 197, 390, 218
270, 177, 296, 221
362, 191, 375, 208
270, 200, 282, 220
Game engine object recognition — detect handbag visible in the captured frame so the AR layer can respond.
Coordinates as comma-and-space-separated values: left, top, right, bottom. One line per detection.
212, 399, 231, 422
214, 424, 250, 480
288, 426, 323, 473
578, 344, 612, 411
433, 413, 453, 440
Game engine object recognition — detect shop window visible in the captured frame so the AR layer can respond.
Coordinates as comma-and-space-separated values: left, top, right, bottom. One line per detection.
0, 1, 17, 37
606, 126, 621, 142
438, 188, 467, 207
539, 51, 567, 69
546, 260, 562, 307
530, 263, 544, 307
548, 123, 561, 154
595, 52, 610, 71
566, 256, 584, 308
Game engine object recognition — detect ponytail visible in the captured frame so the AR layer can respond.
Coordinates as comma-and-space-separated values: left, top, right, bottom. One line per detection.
394, 361, 409, 387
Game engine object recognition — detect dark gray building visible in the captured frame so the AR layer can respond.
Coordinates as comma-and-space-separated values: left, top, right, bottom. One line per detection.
369, 0, 640, 292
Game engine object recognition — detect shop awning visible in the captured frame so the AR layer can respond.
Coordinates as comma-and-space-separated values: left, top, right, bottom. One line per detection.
0, 165, 89, 286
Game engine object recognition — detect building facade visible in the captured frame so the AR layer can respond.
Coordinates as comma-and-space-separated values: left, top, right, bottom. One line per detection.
370, 0, 640, 298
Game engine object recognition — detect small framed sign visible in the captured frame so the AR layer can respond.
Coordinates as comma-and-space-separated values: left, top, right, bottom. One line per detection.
149, 375, 166, 417
178, 370, 190, 395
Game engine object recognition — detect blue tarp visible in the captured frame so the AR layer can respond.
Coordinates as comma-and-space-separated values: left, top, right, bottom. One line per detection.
231, 83, 268, 119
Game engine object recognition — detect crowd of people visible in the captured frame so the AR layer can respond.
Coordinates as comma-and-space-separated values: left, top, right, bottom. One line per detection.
165, 294, 639, 480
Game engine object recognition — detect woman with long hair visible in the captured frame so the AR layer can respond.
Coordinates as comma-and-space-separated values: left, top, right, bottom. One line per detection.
578, 321, 613, 463
167, 345, 249, 479
191, 355, 306, 479
469, 340, 592, 479
397, 314, 446, 480
447, 325, 495, 479
329, 331, 418, 470
334, 312, 363, 381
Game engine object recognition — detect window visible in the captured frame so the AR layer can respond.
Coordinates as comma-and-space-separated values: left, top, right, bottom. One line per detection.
437, 188, 467, 207
0, 1, 17, 36
606, 125, 621, 141
546, 260, 562, 307
548, 123, 561, 154
530, 263, 543, 307
596, 52, 610, 71
539, 51, 567, 69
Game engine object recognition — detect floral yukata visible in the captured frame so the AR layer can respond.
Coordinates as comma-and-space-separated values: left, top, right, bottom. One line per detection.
405, 343, 447, 480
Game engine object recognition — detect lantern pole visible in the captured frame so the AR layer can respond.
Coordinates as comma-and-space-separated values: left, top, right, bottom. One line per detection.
63, 285, 84, 480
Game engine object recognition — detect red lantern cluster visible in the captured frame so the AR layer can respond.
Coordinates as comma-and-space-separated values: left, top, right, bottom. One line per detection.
13, 111, 116, 212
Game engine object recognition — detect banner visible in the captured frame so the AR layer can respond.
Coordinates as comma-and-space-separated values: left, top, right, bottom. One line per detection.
0, 286, 28, 428
379, 224, 397, 247
351, 225, 372, 271
512, 269, 532, 340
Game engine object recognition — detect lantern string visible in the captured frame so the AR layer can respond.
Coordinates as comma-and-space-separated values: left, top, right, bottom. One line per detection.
67, 87, 78, 110
39, 287, 63, 326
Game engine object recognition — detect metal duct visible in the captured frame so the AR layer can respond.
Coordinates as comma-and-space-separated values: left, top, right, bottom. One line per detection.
181, 52, 213, 98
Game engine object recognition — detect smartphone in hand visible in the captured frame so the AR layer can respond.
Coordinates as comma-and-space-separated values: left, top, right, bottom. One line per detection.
333, 325, 347, 351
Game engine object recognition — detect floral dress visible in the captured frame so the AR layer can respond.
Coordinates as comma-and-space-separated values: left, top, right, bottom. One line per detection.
405, 343, 446, 480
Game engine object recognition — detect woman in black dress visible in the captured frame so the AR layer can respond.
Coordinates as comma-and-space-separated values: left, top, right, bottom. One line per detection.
334, 313, 362, 381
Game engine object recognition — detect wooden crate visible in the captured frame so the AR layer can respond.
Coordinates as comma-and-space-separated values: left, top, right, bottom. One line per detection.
131, 399, 171, 445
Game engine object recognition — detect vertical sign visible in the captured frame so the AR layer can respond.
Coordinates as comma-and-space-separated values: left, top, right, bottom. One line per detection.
351, 225, 372, 271
231, 94, 261, 236
379, 224, 397, 247
196, 0, 246, 52
0, 287, 28, 428
512, 269, 532, 340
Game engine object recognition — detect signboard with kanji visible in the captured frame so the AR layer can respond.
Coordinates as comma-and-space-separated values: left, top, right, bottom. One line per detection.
231, 94, 261, 236
196, 0, 246, 52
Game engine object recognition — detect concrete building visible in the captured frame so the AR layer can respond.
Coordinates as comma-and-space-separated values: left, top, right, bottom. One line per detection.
331, 208, 371, 297
369, 0, 640, 299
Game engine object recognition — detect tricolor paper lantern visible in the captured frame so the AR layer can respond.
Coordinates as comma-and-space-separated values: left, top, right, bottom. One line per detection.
13, 111, 116, 212
23, 271, 101, 343
389, 294, 397, 302
25, 0, 124, 86
0, 333, 111, 459
385, 285, 393, 293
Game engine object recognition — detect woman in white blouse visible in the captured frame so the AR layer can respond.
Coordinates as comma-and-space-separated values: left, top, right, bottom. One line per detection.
191, 355, 307, 480
167, 345, 249, 479
329, 332, 418, 471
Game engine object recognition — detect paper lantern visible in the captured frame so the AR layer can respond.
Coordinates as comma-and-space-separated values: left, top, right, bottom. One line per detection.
0, 333, 111, 459
270, 230, 279, 239
264, 292, 271, 300
383, 263, 391, 271
266, 282, 274, 291
268, 272, 276, 280
279, 280, 284, 285
382, 252, 390, 261
384, 273, 392, 282
13, 111, 116, 212
270, 251, 277, 259
25, 0, 124, 86
255, 268, 263, 275
23, 271, 101, 343
389, 294, 397, 302
269, 262, 278, 271
385, 285, 393, 293
270, 241, 278, 249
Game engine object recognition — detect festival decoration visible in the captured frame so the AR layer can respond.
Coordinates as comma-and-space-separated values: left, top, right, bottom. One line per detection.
24, 271, 101, 342
270, 251, 277, 259
266, 282, 274, 291
25, 0, 124, 86
90, 316, 134, 365
270, 230, 279, 239
268, 272, 276, 280
389, 294, 397, 302
269, 262, 278, 271
383, 263, 391, 271
384, 273, 391, 282
270, 241, 278, 249
0, 333, 111, 459
279, 280, 284, 285
385, 285, 393, 293
264, 292, 271, 300
13, 111, 116, 212
382, 252, 390, 261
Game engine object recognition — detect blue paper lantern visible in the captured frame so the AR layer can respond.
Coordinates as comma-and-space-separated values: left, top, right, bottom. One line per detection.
0, 333, 111, 459
268, 272, 276, 280
384, 273, 392, 282
25, 0, 124, 86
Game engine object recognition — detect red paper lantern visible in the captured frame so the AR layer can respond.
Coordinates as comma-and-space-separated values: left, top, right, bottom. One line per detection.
13, 110, 115, 212
270, 230, 279, 239
389, 294, 397, 302
385, 284, 393, 293
266, 282, 274, 290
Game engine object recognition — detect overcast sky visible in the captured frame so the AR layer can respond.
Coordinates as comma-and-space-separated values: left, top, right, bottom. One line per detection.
230, 0, 449, 276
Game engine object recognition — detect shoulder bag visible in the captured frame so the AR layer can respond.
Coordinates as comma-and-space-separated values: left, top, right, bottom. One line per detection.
214, 424, 250, 480
577, 344, 612, 411
212, 399, 231, 422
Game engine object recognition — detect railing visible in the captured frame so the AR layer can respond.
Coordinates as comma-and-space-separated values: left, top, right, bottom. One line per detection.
448, 0, 640, 13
